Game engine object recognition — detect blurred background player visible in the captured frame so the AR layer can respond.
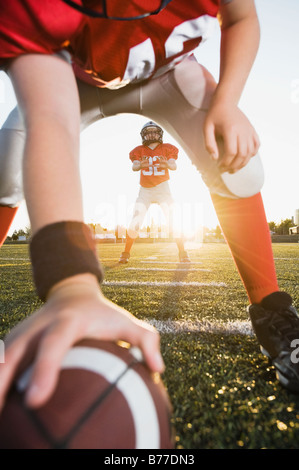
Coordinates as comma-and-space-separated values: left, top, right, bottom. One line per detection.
119, 121, 190, 264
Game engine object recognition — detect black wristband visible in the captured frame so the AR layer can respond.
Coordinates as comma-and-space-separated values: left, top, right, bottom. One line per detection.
30, 221, 104, 301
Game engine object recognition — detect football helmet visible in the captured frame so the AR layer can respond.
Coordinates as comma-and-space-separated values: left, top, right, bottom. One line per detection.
141, 121, 163, 145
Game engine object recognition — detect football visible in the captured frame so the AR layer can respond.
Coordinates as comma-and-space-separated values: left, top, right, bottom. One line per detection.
0, 339, 174, 449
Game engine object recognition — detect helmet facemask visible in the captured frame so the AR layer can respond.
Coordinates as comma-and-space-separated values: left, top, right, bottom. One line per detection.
141, 124, 163, 145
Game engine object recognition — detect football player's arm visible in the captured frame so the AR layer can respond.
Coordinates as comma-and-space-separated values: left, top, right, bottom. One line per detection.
132, 160, 141, 171
165, 147, 178, 170
0, 55, 164, 413
166, 158, 177, 170
130, 153, 149, 171
204, 0, 260, 173
130, 151, 141, 171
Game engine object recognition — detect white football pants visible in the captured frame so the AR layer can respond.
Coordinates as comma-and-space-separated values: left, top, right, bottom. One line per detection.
127, 181, 176, 239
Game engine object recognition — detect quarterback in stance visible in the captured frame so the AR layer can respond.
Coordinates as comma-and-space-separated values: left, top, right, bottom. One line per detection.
0, 0, 299, 415
119, 121, 190, 264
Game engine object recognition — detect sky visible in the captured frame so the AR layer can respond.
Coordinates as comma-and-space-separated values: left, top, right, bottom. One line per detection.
0, 0, 299, 236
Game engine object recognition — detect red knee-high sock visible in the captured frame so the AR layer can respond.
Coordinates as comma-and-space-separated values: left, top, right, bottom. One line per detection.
211, 193, 279, 304
124, 235, 136, 254
175, 238, 185, 253
0, 206, 19, 247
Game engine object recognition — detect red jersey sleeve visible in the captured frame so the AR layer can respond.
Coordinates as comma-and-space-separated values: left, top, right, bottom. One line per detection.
163, 144, 179, 160
129, 146, 143, 162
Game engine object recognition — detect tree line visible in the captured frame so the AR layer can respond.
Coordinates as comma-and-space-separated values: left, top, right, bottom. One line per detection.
268, 218, 295, 235
6, 218, 296, 241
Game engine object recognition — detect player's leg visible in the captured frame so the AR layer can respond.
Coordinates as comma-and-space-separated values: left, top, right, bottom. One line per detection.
0, 206, 18, 245
63, 63, 279, 304
176, 242, 190, 263
76, 78, 105, 131
0, 107, 25, 246
139, 57, 278, 302
210, 192, 278, 303
119, 188, 150, 263
138, 57, 299, 391
157, 184, 190, 263
81, 62, 280, 302
161, 202, 190, 263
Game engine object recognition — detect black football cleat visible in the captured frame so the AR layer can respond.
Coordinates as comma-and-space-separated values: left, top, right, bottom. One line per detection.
118, 251, 130, 264
248, 292, 299, 393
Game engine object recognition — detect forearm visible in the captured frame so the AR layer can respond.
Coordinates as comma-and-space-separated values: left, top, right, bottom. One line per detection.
203, 1, 260, 169
23, 121, 83, 234
214, 1, 260, 105
9, 54, 82, 235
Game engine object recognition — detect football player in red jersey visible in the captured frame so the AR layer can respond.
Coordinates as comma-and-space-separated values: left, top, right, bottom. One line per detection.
0, 0, 298, 413
119, 121, 190, 264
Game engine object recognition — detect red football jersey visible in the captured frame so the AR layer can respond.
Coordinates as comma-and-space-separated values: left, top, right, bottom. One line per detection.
0, 1, 222, 87
0, 0, 84, 63
130, 143, 178, 188
71, 0, 221, 88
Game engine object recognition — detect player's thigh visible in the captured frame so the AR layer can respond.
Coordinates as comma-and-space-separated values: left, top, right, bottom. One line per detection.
141, 58, 264, 198
129, 190, 151, 227
76, 78, 104, 130
0, 130, 24, 206
0, 107, 25, 206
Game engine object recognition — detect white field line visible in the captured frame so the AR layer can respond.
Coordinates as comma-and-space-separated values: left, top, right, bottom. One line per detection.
147, 318, 253, 336
102, 280, 226, 287
140, 261, 203, 264
142, 258, 232, 261
125, 267, 211, 272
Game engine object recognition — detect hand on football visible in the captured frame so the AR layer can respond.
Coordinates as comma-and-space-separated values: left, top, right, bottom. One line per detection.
203, 101, 260, 173
0, 274, 164, 411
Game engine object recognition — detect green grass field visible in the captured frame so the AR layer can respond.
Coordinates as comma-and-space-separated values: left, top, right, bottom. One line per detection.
1, 241, 299, 449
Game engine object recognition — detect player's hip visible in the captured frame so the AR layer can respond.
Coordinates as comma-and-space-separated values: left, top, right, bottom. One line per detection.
136, 181, 173, 205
